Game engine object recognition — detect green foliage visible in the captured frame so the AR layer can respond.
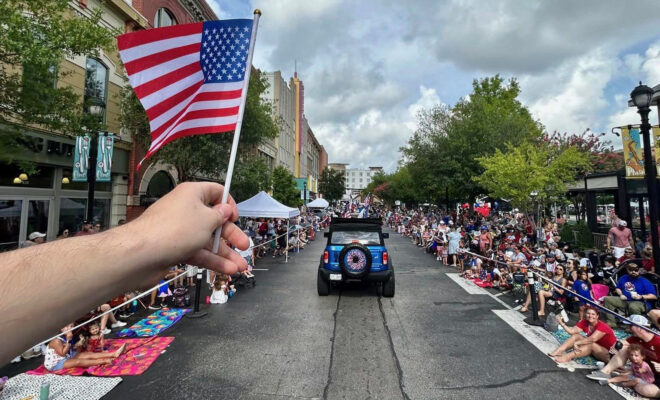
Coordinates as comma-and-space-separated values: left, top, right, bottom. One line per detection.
0, 0, 117, 166
474, 139, 591, 215
560, 221, 593, 250
318, 167, 345, 202
401, 75, 543, 204
124, 69, 278, 181
362, 168, 418, 206
231, 157, 273, 202
272, 166, 301, 207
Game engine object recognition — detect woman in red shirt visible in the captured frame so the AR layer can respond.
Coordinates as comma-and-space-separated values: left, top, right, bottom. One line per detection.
549, 307, 616, 363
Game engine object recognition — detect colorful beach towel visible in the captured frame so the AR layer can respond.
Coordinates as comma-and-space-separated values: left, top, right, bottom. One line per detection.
2, 373, 122, 400
552, 328, 630, 366
27, 337, 174, 376
117, 308, 190, 337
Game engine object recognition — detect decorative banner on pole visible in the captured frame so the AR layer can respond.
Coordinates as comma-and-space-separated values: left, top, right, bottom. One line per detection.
622, 126, 645, 179
73, 136, 91, 182
653, 126, 660, 178
96, 134, 114, 182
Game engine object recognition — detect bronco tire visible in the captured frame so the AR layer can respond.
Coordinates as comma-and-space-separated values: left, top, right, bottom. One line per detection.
382, 270, 395, 298
317, 269, 329, 296
338, 243, 372, 278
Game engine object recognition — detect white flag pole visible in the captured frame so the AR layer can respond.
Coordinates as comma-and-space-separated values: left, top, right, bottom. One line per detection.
212, 10, 261, 254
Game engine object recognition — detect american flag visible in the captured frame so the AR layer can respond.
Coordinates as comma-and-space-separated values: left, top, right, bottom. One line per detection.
117, 19, 253, 165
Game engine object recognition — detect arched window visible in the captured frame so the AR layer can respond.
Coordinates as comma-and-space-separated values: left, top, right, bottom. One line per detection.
84, 58, 108, 121
146, 171, 175, 199
154, 8, 177, 28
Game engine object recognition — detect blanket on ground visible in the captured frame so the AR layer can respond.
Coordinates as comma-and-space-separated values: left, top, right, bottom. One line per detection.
27, 337, 173, 376
118, 308, 190, 337
552, 328, 630, 366
1, 373, 122, 400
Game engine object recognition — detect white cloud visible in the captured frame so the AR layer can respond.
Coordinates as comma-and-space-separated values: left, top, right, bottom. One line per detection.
522, 48, 619, 134
314, 86, 443, 172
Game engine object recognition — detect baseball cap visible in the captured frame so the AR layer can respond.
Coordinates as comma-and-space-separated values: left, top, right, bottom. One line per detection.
480, 226, 488, 230
618, 220, 627, 226
28, 232, 46, 240
82, 220, 91, 225
623, 314, 650, 327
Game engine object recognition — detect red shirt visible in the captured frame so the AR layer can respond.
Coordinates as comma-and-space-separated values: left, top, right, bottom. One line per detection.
627, 335, 660, 364
576, 320, 617, 350
643, 259, 655, 272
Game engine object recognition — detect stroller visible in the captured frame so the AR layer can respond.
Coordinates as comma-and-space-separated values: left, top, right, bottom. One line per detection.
229, 272, 256, 289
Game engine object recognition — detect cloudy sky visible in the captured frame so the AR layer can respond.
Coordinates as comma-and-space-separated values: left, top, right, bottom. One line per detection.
207, 0, 660, 172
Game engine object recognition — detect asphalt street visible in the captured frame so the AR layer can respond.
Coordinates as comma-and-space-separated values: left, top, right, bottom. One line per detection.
2, 228, 621, 399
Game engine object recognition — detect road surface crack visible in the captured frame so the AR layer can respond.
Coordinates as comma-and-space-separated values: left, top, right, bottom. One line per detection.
436, 369, 563, 390
378, 296, 411, 400
322, 292, 341, 400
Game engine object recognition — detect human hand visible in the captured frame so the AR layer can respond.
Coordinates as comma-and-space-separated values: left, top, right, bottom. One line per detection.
556, 315, 563, 323
652, 361, 660, 373
620, 295, 628, 301
632, 293, 642, 300
125, 182, 249, 288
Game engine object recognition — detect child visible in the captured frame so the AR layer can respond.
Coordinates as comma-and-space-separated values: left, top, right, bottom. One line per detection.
572, 269, 594, 320
604, 344, 655, 393
86, 322, 104, 353
44, 324, 125, 372
441, 243, 449, 265
210, 274, 229, 304
457, 240, 466, 272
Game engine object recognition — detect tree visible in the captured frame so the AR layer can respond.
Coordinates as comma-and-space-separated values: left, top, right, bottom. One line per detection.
545, 129, 623, 173
0, 0, 116, 169
122, 69, 278, 181
318, 167, 345, 202
272, 166, 301, 207
474, 139, 591, 226
401, 76, 543, 205
231, 157, 272, 202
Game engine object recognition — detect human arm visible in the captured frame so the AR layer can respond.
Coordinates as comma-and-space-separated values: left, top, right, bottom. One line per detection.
0, 182, 248, 365
556, 316, 582, 335
607, 229, 612, 249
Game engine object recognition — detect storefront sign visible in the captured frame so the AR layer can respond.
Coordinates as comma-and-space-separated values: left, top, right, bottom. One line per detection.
73, 136, 91, 182
622, 127, 645, 179
96, 134, 114, 182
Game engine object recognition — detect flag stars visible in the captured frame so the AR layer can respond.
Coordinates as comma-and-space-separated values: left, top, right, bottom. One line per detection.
231, 56, 236, 62
237, 73, 242, 79
227, 74, 233, 79
204, 29, 209, 34
212, 28, 216, 33
243, 26, 249, 32
239, 33, 244, 38
221, 68, 227, 74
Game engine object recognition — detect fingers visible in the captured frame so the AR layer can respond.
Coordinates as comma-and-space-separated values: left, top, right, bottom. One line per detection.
186, 248, 247, 275
194, 182, 238, 218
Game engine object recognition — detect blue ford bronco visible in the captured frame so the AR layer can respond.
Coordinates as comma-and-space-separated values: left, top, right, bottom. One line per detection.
317, 218, 394, 297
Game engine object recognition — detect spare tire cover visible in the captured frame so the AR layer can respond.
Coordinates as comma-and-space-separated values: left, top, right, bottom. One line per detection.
338, 244, 372, 278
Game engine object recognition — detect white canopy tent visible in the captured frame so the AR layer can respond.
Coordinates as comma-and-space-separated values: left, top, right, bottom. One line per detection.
306, 198, 329, 209
237, 191, 300, 262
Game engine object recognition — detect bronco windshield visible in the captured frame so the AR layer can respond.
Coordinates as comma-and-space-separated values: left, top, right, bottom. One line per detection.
330, 231, 381, 245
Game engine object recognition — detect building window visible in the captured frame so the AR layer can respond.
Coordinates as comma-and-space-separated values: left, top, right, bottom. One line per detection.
84, 58, 108, 122
154, 8, 177, 28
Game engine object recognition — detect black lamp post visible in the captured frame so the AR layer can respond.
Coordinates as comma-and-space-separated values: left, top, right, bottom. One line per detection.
303, 180, 307, 206
86, 102, 105, 223
630, 82, 660, 273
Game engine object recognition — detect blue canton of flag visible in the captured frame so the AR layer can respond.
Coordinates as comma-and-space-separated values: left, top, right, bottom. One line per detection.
201, 19, 252, 84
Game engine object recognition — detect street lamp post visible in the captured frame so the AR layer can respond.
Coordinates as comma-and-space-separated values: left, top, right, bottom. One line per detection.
86, 103, 105, 223
631, 82, 660, 273
303, 181, 307, 206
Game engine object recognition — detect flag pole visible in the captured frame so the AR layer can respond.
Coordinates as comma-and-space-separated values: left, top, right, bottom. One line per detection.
212, 9, 261, 254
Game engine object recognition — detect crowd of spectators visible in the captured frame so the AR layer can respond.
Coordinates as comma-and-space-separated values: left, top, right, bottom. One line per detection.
388, 205, 660, 397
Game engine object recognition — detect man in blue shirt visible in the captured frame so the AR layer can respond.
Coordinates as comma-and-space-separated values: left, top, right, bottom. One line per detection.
602, 263, 657, 328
